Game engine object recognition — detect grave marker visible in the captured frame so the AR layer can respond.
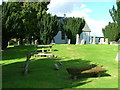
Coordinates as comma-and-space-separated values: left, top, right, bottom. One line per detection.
35, 40, 38, 45
68, 39, 71, 44
99, 38, 104, 44
105, 38, 108, 44
8, 41, 10, 46
80, 39, 85, 45
90, 40, 92, 44
76, 34, 80, 45
18, 41, 20, 45
92, 36, 96, 44
116, 50, 120, 61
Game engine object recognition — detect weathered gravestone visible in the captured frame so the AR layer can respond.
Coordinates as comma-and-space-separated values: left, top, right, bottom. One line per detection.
35, 40, 38, 45
32, 41, 34, 45
99, 38, 105, 44
54, 63, 59, 70
68, 39, 71, 45
42, 48, 44, 52
57, 61, 62, 65
80, 39, 85, 45
116, 50, 120, 61
76, 34, 80, 45
92, 36, 96, 44
18, 41, 20, 45
105, 38, 109, 45
8, 41, 10, 46
90, 40, 92, 44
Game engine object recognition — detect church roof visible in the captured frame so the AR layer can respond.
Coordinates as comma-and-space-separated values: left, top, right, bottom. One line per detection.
82, 23, 91, 32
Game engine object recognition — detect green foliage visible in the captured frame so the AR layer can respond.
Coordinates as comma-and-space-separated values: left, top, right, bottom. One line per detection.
63, 17, 85, 44
117, 1, 120, 37
102, 22, 118, 42
2, 2, 58, 49
2, 45, 118, 88
103, 1, 120, 42
37, 13, 59, 44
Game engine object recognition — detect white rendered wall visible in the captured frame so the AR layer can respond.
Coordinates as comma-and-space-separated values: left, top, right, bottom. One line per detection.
54, 31, 68, 44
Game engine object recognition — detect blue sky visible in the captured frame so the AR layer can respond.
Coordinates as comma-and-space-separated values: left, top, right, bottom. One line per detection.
47, 0, 117, 36
82, 2, 117, 21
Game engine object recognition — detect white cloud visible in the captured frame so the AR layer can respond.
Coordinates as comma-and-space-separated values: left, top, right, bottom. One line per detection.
80, 4, 86, 8
85, 17, 109, 37
82, 8, 92, 13
47, 0, 109, 37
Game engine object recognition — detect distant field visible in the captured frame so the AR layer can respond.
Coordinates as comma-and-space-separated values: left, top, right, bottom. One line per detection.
2, 44, 118, 88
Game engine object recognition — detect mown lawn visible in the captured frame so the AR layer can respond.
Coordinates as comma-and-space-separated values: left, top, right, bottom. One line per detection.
2, 44, 118, 88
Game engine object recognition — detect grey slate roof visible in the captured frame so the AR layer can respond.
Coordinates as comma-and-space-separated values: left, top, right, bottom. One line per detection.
82, 23, 91, 32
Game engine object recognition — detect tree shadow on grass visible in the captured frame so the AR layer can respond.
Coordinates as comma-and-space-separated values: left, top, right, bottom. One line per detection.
2, 45, 58, 61
2, 57, 111, 88
2, 45, 36, 60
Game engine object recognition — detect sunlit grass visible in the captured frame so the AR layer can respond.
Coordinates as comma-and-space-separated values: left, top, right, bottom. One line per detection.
2, 44, 118, 88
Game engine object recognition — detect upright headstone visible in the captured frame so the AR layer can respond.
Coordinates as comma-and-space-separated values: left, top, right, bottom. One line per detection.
42, 48, 44, 52
90, 40, 92, 44
51, 39, 54, 44
18, 41, 20, 45
105, 38, 109, 44
116, 50, 120, 61
35, 40, 38, 45
80, 39, 85, 45
76, 34, 80, 45
68, 39, 71, 45
8, 41, 10, 46
92, 36, 96, 44
32, 40, 34, 45
99, 38, 104, 44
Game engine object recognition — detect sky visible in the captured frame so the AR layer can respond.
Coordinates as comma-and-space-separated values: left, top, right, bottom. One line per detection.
0, 0, 117, 37
47, 0, 117, 37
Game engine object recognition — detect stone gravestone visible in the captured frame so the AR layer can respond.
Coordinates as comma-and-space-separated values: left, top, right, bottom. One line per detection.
8, 41, 10, 46
68, 39, 71, 44
32, 40, 34, 45
90, 40, 92, 44
92, 36, 96, 44
80, 39, 85, 45
116, 50, 120, 61
105, 38, 109, 45
18, 41, 20, 45
99, 38, 104, 44
76, 34, 80, 45
42, 48, 44, 52
51, 39, 54, 44
35, 39, 38, 45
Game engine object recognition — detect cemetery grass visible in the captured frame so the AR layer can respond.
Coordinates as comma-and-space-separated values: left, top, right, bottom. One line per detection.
2, 44, 118, 88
